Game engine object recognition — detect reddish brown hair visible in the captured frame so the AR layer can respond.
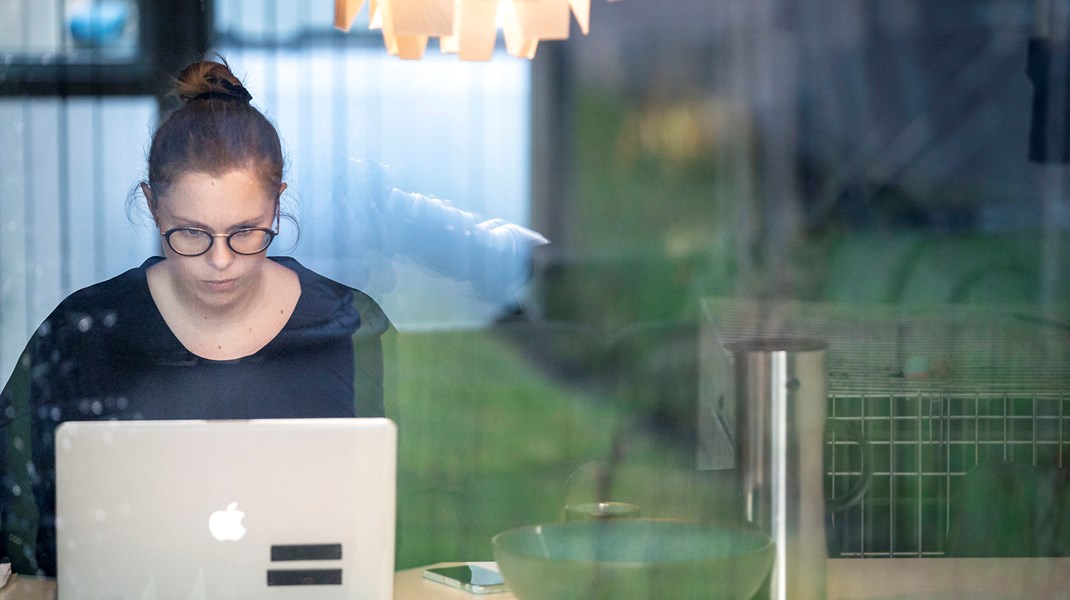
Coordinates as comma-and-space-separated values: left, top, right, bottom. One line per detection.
146, 59, 284, 207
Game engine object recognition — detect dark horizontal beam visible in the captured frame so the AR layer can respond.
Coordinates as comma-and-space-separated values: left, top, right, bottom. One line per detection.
0, 63, 158, 96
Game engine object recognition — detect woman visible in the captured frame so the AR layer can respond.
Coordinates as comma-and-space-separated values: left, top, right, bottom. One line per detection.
0, 59, 391, 576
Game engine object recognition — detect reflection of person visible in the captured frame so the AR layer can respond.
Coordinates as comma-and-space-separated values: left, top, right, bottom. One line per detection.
0, 59, 391, 577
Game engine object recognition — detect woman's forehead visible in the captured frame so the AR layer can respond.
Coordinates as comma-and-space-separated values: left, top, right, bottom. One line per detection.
167, 169, 271, 194
157, 170, 276, 222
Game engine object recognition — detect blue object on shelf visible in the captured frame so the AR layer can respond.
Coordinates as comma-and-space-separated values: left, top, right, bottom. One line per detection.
68, 1, 130, 46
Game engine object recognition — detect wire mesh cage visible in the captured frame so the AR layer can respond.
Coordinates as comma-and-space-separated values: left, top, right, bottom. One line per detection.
700, 298, 1070, 558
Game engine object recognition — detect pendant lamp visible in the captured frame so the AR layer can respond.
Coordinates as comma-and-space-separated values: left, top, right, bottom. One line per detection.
334, 0, 594, 61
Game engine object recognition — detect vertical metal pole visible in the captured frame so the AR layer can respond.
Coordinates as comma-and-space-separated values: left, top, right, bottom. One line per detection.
56, 0, 70, 294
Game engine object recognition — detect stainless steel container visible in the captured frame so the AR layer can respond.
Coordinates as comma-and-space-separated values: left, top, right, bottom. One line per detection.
725, 338, 829, 600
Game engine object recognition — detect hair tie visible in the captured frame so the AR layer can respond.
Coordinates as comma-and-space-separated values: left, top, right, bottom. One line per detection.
191, 79, 253, 104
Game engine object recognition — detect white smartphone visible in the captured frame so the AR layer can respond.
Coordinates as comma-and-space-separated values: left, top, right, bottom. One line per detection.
423, 563, 508, 594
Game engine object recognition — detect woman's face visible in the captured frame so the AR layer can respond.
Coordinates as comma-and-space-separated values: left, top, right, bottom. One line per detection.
149, 169, 282, 311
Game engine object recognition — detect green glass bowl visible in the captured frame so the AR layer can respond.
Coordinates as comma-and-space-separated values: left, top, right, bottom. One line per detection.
492, 519, 774, 600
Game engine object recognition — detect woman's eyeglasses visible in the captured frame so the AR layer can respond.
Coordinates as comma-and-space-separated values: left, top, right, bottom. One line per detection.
161, 227, 277, 257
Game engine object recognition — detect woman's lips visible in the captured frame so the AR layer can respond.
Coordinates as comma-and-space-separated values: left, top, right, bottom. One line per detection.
203, 278, 236, 291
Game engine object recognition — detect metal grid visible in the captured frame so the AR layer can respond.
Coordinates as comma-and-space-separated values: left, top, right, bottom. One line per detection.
701, 298, 1070, 558
827, 391, 1069, 557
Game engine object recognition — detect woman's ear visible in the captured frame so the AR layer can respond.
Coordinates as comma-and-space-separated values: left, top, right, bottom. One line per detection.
141, 182, 159, 226
274, 183, 287, 229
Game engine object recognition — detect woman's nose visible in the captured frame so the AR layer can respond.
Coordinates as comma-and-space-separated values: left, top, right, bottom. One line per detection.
205, 236, 235, 269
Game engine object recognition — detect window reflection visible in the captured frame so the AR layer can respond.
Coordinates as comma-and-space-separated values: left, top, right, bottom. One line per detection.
0, 0, 1068, 595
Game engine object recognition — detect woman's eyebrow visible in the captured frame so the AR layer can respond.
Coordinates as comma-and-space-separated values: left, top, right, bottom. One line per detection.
167, 216, 210, 228
167, 214, 272, 230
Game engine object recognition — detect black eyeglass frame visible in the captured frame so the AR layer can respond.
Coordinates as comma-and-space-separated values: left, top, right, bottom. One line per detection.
161, 226, 278, 257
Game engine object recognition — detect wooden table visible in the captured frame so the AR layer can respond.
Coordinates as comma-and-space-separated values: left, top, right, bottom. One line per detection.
0, 575, 56, 600
6, 558, 1070, 599
826, 557, 1070, 600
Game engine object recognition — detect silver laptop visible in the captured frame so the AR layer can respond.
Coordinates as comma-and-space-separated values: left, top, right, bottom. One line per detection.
55, 418, 396, 600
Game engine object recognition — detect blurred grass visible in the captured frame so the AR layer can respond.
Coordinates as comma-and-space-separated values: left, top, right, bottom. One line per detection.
387, 329, 625, 568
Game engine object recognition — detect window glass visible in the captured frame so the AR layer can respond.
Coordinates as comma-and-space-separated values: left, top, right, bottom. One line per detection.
1, 0, 1069, 591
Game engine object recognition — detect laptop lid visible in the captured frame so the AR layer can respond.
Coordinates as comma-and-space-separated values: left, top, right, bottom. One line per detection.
55, 418, 396, 600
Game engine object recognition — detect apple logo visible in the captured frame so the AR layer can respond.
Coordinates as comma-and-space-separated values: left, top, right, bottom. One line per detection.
208, 502, 246, 541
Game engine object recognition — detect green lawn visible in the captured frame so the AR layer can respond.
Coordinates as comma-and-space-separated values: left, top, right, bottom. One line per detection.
387, 328, 623, 568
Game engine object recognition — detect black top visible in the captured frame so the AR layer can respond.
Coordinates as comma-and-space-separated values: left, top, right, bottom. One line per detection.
0, 256, 391, 576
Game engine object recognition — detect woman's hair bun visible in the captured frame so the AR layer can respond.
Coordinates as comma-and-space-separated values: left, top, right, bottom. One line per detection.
174, 59, 253, 104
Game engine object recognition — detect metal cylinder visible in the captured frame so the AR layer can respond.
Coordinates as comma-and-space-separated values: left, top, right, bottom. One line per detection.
726, 338, 828, 600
